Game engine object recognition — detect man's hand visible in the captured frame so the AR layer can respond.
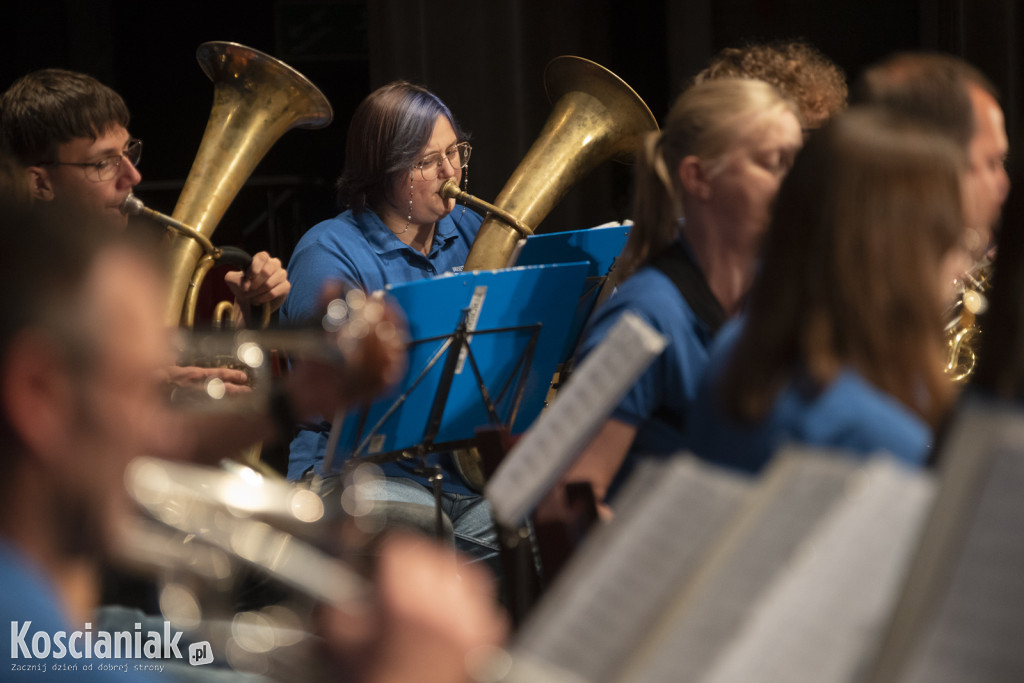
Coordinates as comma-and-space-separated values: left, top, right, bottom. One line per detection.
224, 251, 291, 312
160, 365, 251, 395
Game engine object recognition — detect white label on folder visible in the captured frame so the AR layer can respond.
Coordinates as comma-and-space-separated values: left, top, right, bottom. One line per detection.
455, 285, 487, 374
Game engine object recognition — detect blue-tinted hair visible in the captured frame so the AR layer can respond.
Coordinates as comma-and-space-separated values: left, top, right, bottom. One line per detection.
336, 81, 465, 212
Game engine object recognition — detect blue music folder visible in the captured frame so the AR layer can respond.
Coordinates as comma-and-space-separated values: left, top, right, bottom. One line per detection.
332, 262, 589, 463
512, 223, 632, 360
513, 222, 632, 277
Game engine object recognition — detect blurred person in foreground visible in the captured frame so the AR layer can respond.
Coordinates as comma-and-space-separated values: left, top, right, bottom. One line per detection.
0, 184, 505, 682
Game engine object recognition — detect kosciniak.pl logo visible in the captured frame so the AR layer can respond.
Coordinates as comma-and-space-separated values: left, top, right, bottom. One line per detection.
11, 621, 214, 670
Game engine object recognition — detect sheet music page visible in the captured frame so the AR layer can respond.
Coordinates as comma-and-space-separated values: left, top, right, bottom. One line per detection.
485, 312, 667, 527
895, 414, 1024, 683
615, 449, 867, 682
690, 458, 933, 683
513, 457, 750, 683
862, 400, 1024, 683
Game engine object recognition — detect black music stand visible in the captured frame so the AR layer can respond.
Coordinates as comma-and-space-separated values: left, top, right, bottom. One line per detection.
327, 264, 587, 613
310, 263, 585, 619
330, 262, 587, 465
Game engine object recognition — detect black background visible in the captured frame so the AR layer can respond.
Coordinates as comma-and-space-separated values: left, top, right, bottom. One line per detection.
0, 0, 1019, 266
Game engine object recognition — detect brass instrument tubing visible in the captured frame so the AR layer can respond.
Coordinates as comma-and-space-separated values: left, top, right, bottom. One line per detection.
123, 196, 217, 256
440, 179, 534, 238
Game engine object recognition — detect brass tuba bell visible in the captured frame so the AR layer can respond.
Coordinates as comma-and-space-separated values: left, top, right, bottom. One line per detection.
452, 55, 658, 271
160, 41, 333, 328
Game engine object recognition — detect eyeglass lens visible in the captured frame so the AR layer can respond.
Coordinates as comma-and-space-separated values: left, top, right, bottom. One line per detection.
90, 139, 142, 181
416, 143, 471, 180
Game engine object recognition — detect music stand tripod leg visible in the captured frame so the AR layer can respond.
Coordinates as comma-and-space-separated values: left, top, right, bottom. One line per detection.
497, 523, 541, 628
428, 466, 447, 542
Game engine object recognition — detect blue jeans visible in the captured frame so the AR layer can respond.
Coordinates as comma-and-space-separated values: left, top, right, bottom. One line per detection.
363, 476, 500, 573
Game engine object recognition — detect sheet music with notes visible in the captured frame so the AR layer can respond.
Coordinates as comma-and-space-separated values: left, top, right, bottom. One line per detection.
615, 449, 878, 682
864, 399, 1024, 683
514, 449, 935, 683
513, 457, 751, 683
689, 457, 933, 683
485, 311, 667, 527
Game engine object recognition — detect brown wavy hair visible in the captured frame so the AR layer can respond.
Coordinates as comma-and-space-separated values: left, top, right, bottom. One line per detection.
716, 107, 966, 428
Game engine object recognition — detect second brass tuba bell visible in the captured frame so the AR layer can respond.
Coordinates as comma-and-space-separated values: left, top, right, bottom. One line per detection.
161, 41, 333, 328
454, 55, 658, 271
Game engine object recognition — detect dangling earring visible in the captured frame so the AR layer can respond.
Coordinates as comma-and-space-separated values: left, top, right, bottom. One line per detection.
460, 164, 468, 218
396, 176, 412, 235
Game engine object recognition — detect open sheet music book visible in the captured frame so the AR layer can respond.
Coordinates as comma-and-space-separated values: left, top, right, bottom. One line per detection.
864, 396, 1024, 683
684, 456, 933, 683
485, 311, 667, 527
513, 449, 935, 683
513, 456, 752, 683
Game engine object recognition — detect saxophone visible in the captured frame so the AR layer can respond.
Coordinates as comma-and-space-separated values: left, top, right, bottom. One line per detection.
945, 257, 992, 383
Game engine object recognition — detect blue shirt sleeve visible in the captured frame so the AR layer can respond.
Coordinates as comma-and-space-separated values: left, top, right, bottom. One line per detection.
577, 266, 713, 434
281, 215, 365, 325
689, 320, 931, 473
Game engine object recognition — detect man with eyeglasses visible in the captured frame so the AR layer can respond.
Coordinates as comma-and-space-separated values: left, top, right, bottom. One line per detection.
0, 68, 290, 318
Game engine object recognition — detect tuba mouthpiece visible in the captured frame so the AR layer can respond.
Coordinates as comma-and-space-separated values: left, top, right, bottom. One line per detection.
120, 194, 145, 216
439, 179, 461, 200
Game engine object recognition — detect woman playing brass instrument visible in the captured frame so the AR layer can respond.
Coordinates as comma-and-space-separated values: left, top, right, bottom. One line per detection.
554, 78, 804, 511
687, 107, 971, 471
282, 81, 480, 296
280, 82, 497, 566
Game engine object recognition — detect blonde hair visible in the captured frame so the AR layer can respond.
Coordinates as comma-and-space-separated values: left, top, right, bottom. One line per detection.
618, 78, 799, 277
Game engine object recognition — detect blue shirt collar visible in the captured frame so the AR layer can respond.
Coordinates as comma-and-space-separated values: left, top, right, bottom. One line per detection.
357, 207, 461, 258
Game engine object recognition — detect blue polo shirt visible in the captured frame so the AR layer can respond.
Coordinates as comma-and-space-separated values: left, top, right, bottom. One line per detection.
282, 205, 483, 319
688, 319, 932, 473
575, 257, 718, 495
0, 542, 157, 681
281, 206, 483, 491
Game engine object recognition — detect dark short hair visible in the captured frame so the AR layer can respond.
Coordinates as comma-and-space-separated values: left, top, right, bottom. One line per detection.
336, 81, 465, 213
0, 68, 131, 166
851, 52, 998, 150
